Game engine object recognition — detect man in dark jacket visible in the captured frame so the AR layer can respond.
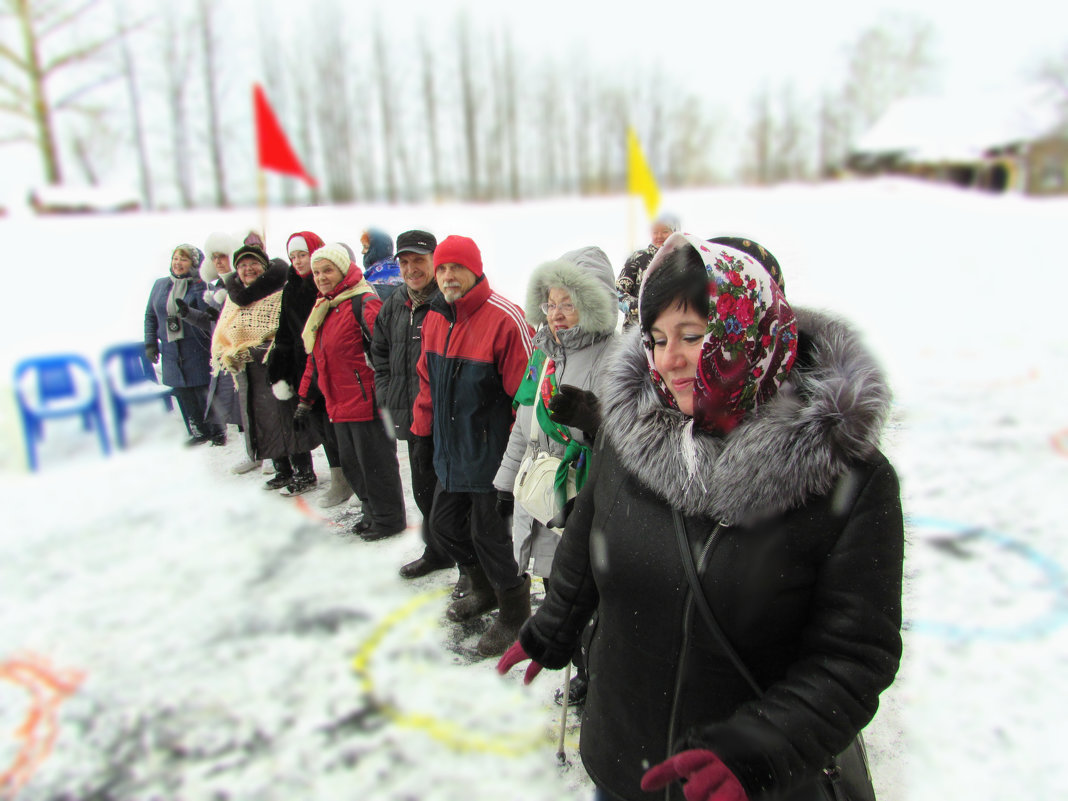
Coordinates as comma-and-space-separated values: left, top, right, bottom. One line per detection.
370, 229, 451, 578
411, 235, 535, 658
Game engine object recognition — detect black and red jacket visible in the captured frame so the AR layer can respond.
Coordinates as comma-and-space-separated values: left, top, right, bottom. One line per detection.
412, 276, 533, 492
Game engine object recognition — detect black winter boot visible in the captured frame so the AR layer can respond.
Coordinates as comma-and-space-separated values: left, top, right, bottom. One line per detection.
445, 563, 497, 622
476, 574, 531, 658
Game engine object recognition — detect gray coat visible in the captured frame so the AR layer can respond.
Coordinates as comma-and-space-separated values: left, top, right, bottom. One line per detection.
493, 246, 619, 574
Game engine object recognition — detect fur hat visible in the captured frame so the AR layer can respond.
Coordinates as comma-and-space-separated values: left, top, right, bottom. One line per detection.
653, 213, 681, 233
433, 235, 483, 277
311, 242, 353, 276
203, 231, 237, 259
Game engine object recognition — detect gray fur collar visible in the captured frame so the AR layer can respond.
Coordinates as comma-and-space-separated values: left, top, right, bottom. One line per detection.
600, 308, 892, 523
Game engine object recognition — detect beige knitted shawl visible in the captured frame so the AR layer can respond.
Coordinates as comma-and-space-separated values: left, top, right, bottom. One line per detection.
211, 289, 284, 374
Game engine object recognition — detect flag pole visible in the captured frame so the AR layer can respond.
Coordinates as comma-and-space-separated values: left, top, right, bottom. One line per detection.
257, 168, 268, 245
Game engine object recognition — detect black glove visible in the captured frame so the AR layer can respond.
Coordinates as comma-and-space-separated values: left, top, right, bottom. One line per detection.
292, 400, 313, 431
174, 297, 190, 317
548, 385, 602, 439
410, 435, 434, 472
145, 343, 159, 364
204, 305, 220, 322
495, 491, 514, 520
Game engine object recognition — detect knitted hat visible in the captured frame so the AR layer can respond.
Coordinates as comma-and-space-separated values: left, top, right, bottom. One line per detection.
396, 229, 437, 256
173, 244, 204, 268
232, 243, 269, 269
433, 235, 483, 277
653, 213, 681, 233
310, 242, 353, 276
286, 230, 325, 257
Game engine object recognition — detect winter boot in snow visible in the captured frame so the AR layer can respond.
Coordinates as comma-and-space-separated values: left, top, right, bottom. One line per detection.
280, 470, 317, 497
317, 467, 354, 508
445, 563, 497, 622
451, 567, 472, 599
230, 458, 262, 475
476, 574, 531, 658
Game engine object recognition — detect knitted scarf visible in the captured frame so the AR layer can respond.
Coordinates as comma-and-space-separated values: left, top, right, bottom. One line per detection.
301, 273, 377, 353
211, 289, 284, 374
165, 272, 190, 343
407, 279, 438, 309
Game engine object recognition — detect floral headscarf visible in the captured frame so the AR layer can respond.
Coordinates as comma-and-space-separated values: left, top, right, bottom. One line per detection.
638, 232, 798, 435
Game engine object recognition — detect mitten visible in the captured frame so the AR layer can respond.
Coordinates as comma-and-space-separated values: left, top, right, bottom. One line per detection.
641, 749, 748, 801
145, 344, 159, 364
174, 297, 190, 317
292, 400, 313, 431
272, 380, 294, 401
548, 385, 602, 438
204, 305, 220, 322
495, 640, 544, 685
495, 491, 514, 520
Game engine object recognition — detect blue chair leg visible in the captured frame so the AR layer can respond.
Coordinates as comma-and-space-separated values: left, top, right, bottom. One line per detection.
94, 400, 111, 457
20, 410, 39, 472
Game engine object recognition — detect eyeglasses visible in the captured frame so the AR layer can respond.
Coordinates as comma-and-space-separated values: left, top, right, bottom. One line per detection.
540, 302, 576, 315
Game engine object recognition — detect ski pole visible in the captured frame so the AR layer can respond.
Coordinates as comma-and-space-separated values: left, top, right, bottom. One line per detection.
556, 662, 572, 763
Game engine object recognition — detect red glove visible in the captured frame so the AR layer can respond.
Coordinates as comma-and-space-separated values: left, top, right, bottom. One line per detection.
495, 640, 544, 684
641, 749, 748, 801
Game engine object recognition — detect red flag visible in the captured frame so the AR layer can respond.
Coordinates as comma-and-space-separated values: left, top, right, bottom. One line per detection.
253, 83, 316, 187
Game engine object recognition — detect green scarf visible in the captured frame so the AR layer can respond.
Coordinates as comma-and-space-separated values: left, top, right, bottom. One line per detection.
513, 349, 591, 502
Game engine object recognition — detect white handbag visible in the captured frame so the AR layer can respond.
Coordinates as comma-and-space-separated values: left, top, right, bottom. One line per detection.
513, 357, 577, 529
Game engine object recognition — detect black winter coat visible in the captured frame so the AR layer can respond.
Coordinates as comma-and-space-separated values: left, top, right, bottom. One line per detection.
369, 285, 437, 441
519, 310, 903, 801
266, 267, 322, 402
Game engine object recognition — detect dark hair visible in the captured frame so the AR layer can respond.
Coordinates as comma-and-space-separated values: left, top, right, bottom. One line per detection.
639, 245, 708, 334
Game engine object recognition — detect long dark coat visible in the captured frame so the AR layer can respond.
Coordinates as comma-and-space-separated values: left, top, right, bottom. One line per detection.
519, 310, 904, 801
144, 275, 213, 388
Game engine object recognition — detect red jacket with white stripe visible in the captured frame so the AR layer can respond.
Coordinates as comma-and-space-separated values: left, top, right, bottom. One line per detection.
411, 276, 534, 492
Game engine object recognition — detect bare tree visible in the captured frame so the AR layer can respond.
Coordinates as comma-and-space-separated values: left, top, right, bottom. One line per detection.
195, 0, 228, 207
0, 0, 124, 184
839, 13, 937, 140
746, 84, 774, 184
419, 30, 443, 200
456, 13, 479, 199
160, 4, 194, 207
112, 0, 152, 207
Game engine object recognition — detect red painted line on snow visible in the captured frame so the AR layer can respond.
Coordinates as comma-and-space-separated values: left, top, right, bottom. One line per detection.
0, 654, 84, 799
1052, 429, 1068, 457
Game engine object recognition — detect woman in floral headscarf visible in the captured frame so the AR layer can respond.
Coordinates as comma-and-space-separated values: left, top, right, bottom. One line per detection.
498, 233, 903, 801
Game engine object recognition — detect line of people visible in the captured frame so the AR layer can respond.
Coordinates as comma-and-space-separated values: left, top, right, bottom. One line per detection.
145, 222, 904, 801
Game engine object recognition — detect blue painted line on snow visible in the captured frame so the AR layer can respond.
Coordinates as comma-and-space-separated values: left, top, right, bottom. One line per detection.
905, 515, 1068, 641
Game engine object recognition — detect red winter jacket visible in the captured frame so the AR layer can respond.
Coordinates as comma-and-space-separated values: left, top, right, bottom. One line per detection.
299, 268, 382, 423
411, 276, 534, 492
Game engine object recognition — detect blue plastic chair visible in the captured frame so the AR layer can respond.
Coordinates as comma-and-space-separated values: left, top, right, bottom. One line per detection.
14, 353, 112, 471
101, 343, 176, 448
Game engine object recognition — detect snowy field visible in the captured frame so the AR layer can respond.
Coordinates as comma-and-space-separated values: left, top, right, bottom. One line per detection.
1, 178, 1066, 800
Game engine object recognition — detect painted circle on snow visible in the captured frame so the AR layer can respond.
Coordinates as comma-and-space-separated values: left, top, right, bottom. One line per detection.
906, 516, 1068, 640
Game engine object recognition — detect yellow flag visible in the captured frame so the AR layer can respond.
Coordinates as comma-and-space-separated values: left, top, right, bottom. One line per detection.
627, 127, 660, 219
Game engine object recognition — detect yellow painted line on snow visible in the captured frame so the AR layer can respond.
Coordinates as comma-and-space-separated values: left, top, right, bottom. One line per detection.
351, 587, 579, 756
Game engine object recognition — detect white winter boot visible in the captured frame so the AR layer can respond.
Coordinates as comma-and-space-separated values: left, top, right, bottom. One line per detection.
318, 466, 354, 508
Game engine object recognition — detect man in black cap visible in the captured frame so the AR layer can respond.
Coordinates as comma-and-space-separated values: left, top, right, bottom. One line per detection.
370, 230, 453, 578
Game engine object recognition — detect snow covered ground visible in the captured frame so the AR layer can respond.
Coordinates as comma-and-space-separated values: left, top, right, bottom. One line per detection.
1, 179, 1066, 799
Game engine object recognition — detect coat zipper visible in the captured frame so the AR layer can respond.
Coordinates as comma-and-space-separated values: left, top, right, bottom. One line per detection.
440, 320, 455, 488
352, 369, 367, 400
664, 522, 724, 799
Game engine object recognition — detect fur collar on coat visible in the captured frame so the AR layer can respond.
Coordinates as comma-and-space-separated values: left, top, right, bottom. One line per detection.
226, 259, 288, 307
600, 308, 892, 524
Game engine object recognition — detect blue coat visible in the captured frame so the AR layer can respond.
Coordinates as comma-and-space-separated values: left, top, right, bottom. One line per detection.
144, 275, 214, 388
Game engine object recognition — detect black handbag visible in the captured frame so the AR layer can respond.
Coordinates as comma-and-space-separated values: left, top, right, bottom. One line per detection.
672, 511, 877, 801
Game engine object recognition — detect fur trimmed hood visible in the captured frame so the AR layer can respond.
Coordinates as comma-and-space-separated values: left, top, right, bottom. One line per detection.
600, 308, 892, 524
524, 246, 617, 336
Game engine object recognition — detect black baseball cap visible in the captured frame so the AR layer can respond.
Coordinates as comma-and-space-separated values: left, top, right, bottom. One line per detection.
395, 229, 437, 256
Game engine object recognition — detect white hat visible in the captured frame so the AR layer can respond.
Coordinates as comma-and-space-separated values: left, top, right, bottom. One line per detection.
311, 242, 353, 276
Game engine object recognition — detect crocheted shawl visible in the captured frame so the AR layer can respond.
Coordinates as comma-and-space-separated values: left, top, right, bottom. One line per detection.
211, 290, 284, 374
